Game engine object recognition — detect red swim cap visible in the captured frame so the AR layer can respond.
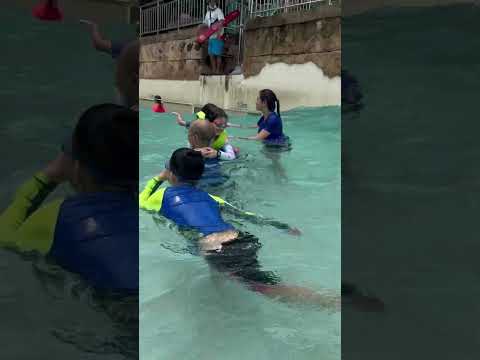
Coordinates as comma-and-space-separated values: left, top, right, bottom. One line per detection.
33, 1, 63, 21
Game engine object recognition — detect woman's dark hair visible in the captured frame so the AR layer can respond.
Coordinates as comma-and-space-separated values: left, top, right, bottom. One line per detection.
200, 103, 228, 122
169, 148, 204, 181
72, 103, 138, 190
259, 89, 280, 116
154, 95, 162, 103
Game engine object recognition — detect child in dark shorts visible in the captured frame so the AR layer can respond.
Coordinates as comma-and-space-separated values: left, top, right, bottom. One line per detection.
140, 148, 342, 310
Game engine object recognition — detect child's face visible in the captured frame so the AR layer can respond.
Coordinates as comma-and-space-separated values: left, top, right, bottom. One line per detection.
213, 118, 226, 135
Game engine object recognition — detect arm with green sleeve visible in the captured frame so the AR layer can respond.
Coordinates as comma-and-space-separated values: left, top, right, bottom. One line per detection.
209, 194, 300, 234
139, 177, 166, 212
0, 172, 63, 254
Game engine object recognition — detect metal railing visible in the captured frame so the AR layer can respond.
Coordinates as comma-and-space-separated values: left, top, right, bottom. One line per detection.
140, 0, 207, 36
140, 0, 244, 36
140, 0, 337, 36
139, 0, 336, 68
248, 0, 334, 18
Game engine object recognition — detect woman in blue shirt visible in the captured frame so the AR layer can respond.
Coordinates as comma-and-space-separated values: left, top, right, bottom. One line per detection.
235, 89, 290, 147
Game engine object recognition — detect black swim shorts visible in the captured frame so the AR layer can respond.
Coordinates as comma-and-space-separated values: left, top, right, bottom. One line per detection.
204, 232, 281, 286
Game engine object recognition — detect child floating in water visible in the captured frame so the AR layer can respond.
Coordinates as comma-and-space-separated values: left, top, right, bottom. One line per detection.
152, 96, 167, 113
139, 148, 384, 312
138, 148, 344, 310
173, 103, 239, 160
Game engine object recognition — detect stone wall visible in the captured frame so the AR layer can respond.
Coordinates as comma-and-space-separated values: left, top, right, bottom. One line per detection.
140, 28, 202, 81
243, 6, 341, 78
139, 5, 341, 81
140, 27, 238, 80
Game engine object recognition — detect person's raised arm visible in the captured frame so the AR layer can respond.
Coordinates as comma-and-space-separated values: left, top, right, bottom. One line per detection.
79, 20, 112, 54
171, 112, 189, 127
0, 153, 69, 253
0, 153, 67, 232
139, 171, 167, 212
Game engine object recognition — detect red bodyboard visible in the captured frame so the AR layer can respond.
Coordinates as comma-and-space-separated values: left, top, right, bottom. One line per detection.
196, 10, 240, 44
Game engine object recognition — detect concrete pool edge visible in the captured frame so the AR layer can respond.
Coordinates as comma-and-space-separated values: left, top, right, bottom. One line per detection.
140, 63, 341, 114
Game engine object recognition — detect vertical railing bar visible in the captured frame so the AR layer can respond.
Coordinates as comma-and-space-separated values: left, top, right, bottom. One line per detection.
177, 0, 180, 32
157, 5, 159, 32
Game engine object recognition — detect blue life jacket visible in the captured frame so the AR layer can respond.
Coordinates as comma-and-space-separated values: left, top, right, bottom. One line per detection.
49, 192, 138, 293
198, 158, 229, 188
160, 185, 234, 236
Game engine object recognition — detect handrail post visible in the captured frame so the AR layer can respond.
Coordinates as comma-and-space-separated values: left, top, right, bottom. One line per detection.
177, 0, 180, 32
237, 0, 244, 67
156, 1, 160, 35
140, 6, 143, 36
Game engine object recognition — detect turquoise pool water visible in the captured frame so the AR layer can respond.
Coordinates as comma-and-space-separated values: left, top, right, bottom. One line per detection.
0, 5, 135, 359
140, 106, 340, 359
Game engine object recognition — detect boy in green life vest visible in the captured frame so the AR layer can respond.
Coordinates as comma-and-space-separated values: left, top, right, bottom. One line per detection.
173, 103, 240, 160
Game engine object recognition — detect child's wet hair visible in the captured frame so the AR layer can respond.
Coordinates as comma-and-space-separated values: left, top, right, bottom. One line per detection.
169, 148, 205, 182
200, 103, 228, 122
72, 103, 138, 189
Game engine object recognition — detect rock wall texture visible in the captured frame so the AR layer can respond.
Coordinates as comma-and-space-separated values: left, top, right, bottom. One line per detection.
140, 28, 203, 81
140, 5, 341, 80
243, 6, 340, 78
140, 27, 238, 80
